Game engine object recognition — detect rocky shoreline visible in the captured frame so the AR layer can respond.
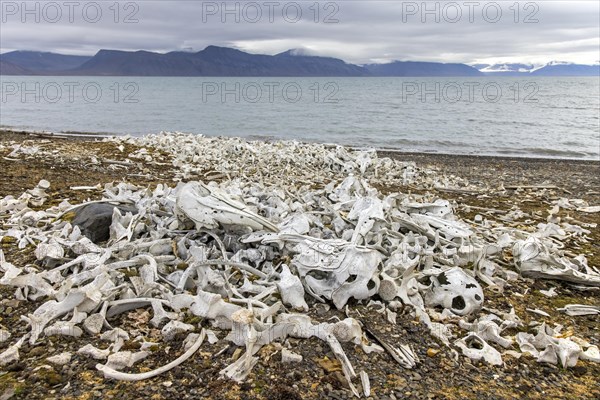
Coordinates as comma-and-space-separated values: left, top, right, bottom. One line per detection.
0, 130, 598, 400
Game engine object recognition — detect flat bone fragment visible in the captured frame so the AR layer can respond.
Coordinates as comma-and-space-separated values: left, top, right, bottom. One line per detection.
276, 264, 308, 311
104, 350, 150, 371
35, 240, 64, 261
161, 321, 195, 341
0, 329, 10, 343
0, 334, 28, 366
46, 352, 72, 366
281, 348, 303, 363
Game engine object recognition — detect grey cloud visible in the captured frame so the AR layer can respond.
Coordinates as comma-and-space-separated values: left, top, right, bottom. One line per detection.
0, 0, 598, 64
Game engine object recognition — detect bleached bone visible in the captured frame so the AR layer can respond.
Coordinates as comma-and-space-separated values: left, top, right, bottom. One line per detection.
276, 264, 308, 311
175, 181, 278, 232
513, 237, 600, 286
423, 267, 484, 316
182, 332, 201, 351
361, 322, 418, 369
516, 323, 582, 367
276, 314, 358, 394
70, 237, 104, 255
44, 321, 83, 338
101, 328, 130, 352
539, 287, 558, 297
6, 132, 599, 394
34, 240, 65, 261
162, 321, 194, 341
360, 370, 370, 397
27, 180, 50, 207
279, 214, 311, 235
0, 329, 10, 343
97, 330, 206, 381
0, 264, 56, 300
580, 345, 600, 363
83, 302, 109, 335
458, 319, 512, 348
188, 290, 243, 328
149, 300, 178, 327
347, 196, 385, 244
196, 265, 227, 297
557, 304, 600, 316
220, 345, 260, 383
411, 214, 473, 243
78, 344, 110, 360
378, 273, 401, 301
454, 333, 503, 365
526, 308, 550, 317
281, 348, 302, 363
105, 298, 166, 317
47, 352, 72, 366
226, 308, 255, 347
405, 199, 452, 218
0, 334, 29, 366
21, 290, 86, 344
293, 239, 381, 309
104, 350, 149, 371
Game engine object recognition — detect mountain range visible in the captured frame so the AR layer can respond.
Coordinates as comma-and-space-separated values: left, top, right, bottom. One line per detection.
473, 62, 600, 77
0, 48, 598, 77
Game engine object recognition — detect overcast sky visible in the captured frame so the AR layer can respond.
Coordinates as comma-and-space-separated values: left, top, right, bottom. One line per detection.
1, 0, 598, 65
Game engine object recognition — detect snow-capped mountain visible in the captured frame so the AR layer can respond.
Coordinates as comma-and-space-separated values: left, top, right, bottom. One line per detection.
473, 61, 599, 76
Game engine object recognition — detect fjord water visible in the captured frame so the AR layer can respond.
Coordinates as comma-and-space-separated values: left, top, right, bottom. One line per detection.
1, 76, 598, 159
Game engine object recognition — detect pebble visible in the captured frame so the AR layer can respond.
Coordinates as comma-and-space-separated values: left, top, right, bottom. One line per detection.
29, 346, 46, 357
427, 348, 440, 357
1, 299, 20, 308
47, 352, 72, 366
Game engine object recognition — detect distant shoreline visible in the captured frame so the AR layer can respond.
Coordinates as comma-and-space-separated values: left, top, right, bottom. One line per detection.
2, 74, 600, 78
1, 128, 598, 164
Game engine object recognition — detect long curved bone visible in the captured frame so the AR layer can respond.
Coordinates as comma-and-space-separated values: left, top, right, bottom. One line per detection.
97, 329, 206, 381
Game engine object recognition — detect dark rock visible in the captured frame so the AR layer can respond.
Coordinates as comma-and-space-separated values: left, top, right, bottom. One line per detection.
6, 362, 25, 372
71, 203, 137, 243
28, 346, 46, 357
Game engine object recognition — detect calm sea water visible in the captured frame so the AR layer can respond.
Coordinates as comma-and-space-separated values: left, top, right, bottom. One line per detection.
1, 76, 598, 159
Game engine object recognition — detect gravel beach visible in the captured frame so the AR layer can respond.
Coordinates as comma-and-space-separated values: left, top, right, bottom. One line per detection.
0, 130, 598, 400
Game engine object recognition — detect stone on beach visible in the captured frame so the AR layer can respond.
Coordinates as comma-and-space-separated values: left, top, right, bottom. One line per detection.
71, 203, 138, 243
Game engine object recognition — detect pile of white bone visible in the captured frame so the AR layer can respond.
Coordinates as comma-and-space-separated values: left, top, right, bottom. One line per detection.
1, 132, 599, 398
